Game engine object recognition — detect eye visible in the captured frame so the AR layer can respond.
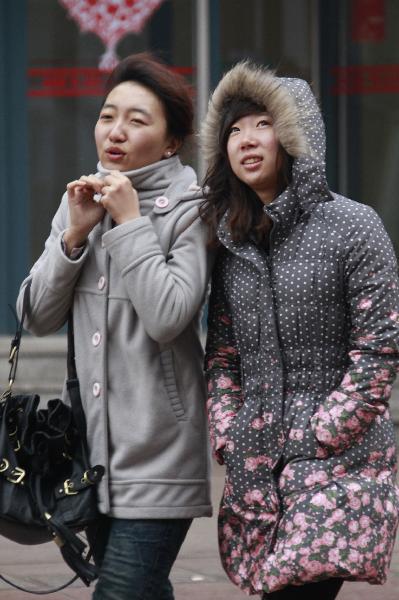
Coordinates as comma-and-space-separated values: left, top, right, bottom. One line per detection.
99, 113, 113, 121
228, 125, 240, 136
130, 118, 146, 125
257, 118, 271, 127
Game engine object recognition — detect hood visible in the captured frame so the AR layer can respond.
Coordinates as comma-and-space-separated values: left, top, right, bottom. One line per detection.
201, 61, 326, 170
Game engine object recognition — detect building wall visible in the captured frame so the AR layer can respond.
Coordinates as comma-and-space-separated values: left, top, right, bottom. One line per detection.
0, 1, 29, 333
0, 0, 398, 333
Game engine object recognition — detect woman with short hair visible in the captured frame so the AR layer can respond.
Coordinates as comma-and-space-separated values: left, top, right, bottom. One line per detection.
18, 53, 212, 600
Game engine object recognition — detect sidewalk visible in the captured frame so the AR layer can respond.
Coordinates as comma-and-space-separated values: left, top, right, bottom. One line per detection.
0, 463, 398, 599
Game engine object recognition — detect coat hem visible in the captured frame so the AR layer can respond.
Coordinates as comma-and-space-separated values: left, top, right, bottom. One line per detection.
99, 504, 213, 519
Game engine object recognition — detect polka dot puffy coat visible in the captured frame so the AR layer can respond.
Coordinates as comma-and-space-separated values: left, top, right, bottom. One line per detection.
202, 63, 399, 594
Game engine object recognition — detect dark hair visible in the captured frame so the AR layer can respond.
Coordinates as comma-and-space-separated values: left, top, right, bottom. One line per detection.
104, 53, 194, 145
200, 97, 293, 246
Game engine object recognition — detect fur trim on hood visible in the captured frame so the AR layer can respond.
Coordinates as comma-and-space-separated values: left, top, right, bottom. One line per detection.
201, 61, 326, 168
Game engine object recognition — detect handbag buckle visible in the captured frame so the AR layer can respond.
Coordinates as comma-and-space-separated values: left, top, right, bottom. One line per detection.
8, 345, 17, 363
7, 466, 25, 485
64, 479, 78, 495
0, 386, 12, 402
81, 470, 95, 485
0, 458, 9, 472
0, 460, 25, 485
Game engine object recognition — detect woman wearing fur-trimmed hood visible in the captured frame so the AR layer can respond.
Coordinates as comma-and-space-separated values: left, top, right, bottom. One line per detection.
201, 61, 399, 598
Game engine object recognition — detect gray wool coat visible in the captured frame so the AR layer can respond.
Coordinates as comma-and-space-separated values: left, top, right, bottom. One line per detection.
17, 156, 212, 519
203, 63, 399, 594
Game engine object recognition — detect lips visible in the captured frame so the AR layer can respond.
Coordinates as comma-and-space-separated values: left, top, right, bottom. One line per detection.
105, 147, 126, 159
241, 155, 262, 165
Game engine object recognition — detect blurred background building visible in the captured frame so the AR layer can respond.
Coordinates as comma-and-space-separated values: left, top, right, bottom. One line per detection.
1, 0, 399, 333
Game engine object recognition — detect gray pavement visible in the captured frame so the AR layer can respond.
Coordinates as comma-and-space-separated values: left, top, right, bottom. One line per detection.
0, 463, 398, 599
1, 339, 399, 599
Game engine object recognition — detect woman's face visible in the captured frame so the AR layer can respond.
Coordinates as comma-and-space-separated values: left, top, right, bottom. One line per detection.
226, 112, 282, 204
95, 81, 177, 171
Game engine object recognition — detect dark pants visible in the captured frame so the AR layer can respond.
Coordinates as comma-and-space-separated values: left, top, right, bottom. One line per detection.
262, 578, 344, 599
89, 516, 192, 600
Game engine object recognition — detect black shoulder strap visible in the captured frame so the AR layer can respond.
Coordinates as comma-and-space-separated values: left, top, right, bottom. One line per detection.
9, 282, 89, 447
4, 280, 32, 397
0, 572, 78, 595
66, 312, 89, 448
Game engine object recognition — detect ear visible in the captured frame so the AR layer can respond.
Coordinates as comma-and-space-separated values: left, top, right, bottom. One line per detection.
163, 137, 181, 159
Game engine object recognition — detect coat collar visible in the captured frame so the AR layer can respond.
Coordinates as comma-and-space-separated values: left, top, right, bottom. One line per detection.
217, 157, 334, 267
291, 156, 333, 215
96, 156, 202, 216
217, 215, 267, 272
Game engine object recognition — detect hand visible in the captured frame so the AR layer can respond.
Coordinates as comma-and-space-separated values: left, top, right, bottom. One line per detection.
100, 171, 141, 225
64, 175, 106, 252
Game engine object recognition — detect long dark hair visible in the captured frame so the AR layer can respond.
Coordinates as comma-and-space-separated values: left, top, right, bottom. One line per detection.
200, 97, 293, 246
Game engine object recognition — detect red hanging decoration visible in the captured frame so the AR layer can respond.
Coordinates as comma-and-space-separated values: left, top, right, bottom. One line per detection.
59, 0, 165, 70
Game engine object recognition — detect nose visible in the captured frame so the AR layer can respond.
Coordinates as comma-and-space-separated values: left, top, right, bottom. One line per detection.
239, 130, 257, 149
108, 120, 127, 142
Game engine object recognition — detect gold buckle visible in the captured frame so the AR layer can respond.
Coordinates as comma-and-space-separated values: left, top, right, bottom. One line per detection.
53, 534, 65, 548
8, 346, 17, 363
64, 479, 78, 495
0, 386, 12, 402
81, 470, 93, 485
7, 426, 21, 452
7, 467, 25, 484
0, 458, 10, 472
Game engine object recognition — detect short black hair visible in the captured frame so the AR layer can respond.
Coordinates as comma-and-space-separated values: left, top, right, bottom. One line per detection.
104, 53, 194, 144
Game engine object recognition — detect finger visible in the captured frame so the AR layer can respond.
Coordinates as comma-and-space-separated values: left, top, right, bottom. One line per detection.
79, 175, 104, 192
67, 185, 89, 199
67, 180, 87, 191
99, 188, 115, 205
85, 173, 105, 185
102, 174, 117, 185
103, 171, 129, 185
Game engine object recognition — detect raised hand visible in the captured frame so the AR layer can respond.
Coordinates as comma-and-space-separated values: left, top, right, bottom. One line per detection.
100, 171, 141, 225
63, 175, 106, 254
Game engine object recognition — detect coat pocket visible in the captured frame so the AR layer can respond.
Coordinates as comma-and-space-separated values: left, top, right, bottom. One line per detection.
159, 349, 187, 421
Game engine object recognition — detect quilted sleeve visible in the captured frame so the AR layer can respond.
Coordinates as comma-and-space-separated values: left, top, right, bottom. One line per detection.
311, 207, 399, 454
204, 254, 244, 464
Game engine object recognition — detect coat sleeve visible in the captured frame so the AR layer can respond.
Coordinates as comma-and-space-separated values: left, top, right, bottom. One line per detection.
311, 208, 399, 454
16, 194, 89, 335
102, 202, 212, 344
204, 254, 244, 464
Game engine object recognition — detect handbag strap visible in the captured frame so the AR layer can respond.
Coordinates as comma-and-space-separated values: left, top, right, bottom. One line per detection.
66, 312, 90, 452
6, 281, 89, 445
0, 281, 96, 594
0, 572, 78, 595
2, 280, 31, 398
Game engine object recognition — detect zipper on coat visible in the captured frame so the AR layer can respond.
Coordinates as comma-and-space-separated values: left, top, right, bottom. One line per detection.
262, 215, 288, 466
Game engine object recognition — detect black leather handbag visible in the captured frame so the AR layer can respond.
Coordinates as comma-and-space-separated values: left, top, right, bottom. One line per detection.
0, 281, 105, 591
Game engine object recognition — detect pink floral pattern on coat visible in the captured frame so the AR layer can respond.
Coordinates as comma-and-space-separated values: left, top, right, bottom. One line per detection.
205, 177, 399, 595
